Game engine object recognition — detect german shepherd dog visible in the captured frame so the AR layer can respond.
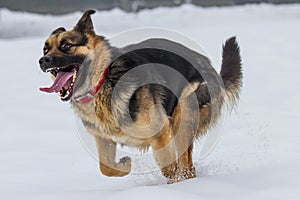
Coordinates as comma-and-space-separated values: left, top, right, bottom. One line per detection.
39, 10, 242, 183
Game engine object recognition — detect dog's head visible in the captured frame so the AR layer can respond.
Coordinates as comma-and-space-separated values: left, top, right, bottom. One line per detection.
39, 10, 106, 101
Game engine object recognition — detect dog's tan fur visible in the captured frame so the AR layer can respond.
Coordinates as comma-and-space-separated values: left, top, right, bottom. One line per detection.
40, 10, 242, 183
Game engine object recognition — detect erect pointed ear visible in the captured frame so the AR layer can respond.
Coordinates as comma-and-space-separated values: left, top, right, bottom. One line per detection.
73, 10, 96, 34
51, 27, 66, 35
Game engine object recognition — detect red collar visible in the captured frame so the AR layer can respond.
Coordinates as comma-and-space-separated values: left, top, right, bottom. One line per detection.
75, 67, 109, 103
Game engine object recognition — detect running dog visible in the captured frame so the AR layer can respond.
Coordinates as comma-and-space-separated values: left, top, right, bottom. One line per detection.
39, 10, 242, 183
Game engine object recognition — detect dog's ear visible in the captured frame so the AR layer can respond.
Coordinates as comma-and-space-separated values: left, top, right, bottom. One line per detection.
51, 27, 66, 35
73, 10, 96, 34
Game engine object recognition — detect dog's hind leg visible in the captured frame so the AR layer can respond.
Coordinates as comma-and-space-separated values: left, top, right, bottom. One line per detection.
188, 143, 196, 177
94, 136, 131, 177
168, 103, 197, 184
150, 118, 177, 180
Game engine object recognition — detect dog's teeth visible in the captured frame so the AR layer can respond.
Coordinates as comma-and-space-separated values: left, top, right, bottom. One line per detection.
73, 72, 77, 81
46, 68, 53, 73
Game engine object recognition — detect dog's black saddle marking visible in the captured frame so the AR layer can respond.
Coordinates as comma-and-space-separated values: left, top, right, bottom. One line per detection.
107, 39, 217, 118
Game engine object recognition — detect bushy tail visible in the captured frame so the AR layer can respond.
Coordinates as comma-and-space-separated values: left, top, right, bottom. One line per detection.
220, 37, 243, 106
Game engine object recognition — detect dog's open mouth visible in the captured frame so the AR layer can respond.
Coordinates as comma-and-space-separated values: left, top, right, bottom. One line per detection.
40, 63, 81, 101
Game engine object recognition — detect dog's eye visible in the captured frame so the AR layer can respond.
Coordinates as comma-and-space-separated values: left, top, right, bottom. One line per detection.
60, 43, 73, 51
43, 48, 49, 55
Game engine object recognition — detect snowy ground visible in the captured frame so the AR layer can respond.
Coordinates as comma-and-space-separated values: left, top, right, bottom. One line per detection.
1, 4, 300, 200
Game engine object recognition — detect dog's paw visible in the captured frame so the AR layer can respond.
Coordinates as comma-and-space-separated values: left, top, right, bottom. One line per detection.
116, 156, 131, 175
167, 166, 196, 184
99, 157, 132, 177
161, 162, 177, 179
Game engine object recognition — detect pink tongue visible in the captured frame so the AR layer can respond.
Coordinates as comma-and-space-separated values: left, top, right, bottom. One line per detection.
40, 71, 75, 93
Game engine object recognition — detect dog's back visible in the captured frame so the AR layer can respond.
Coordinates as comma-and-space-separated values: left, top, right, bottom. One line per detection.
106, 37, 242, 121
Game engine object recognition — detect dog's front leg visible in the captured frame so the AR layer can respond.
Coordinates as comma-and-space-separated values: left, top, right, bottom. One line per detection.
94, 136, 131, 177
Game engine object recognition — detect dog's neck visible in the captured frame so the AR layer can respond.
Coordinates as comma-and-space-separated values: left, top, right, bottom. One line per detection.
75, 66, 109, 103
72, 40, 112, 104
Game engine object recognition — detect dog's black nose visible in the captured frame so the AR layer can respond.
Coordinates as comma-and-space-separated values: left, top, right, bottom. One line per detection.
39, 56, 53, 72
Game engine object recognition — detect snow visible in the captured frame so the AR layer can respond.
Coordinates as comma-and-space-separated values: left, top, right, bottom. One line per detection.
1, 3, 300, 199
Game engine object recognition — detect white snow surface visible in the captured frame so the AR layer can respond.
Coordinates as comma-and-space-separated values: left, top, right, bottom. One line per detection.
1, 4, 300, 200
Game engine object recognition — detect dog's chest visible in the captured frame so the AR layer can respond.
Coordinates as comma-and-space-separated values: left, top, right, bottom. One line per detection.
71, 99, 148, 148
71, 99, 116, 135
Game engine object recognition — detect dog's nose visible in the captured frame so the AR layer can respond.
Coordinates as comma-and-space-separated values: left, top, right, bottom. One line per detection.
39, 56, 53, 72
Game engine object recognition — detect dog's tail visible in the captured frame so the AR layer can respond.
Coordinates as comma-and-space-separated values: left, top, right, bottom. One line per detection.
220, 37, 243, 107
